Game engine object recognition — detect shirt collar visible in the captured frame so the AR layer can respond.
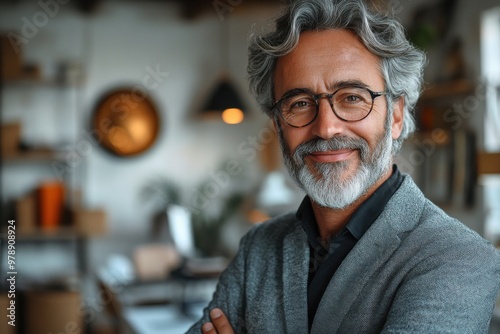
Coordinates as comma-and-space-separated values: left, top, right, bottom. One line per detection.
297, 165, 403, 249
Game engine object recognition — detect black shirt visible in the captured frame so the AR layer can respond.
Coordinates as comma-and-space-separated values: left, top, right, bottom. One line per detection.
296, 165, 404, 329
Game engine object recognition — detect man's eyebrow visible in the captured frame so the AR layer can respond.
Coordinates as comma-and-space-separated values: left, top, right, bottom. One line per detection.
275, 88, 314, 102
328, 80, 370, 90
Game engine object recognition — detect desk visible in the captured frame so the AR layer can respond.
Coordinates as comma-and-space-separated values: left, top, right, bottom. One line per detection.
97, 261, 220, 333
103, 277, 217, 334
122, 303, 206, 334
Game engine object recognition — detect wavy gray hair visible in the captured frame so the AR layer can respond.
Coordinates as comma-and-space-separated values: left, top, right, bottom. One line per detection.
247, 0, 426, 153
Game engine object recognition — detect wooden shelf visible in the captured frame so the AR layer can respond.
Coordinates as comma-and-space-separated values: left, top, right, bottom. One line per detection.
411, 130, 452, 147
3, 75, 81, 88
1, 226, 80, 241
2, 149, 63, 163
477, 152, 500, 175
3, 78, 60, 87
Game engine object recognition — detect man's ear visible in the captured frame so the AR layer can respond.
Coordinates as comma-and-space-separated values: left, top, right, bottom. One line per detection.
272, 117, 279, 132
391, 96, 404, 140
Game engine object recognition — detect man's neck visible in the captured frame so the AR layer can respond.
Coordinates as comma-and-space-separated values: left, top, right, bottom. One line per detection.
311, 166, 393, 242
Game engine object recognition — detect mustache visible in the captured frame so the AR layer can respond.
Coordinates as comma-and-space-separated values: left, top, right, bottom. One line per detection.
293, 136, 369, 161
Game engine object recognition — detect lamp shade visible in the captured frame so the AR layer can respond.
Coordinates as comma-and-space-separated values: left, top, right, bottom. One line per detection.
202, 78, 246, 124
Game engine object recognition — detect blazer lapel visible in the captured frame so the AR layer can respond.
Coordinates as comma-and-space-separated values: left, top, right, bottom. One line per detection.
311, 220, 401, 333
310, 176, 425, 333
282, 222, 310, 334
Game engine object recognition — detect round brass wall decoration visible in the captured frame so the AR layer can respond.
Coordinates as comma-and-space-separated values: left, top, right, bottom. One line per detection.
92, 88, 160, 157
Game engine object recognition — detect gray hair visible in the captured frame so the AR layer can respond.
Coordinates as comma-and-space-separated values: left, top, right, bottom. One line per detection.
247, 0, 426, 153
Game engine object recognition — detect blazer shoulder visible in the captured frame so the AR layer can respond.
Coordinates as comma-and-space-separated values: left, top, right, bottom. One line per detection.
418, 198, 500, 259
386, 175, 499, 263
391, 181, 500, 270
245, 212, 300, 244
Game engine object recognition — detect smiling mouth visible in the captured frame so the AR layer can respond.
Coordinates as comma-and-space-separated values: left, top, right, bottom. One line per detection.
307, 149, 356, 163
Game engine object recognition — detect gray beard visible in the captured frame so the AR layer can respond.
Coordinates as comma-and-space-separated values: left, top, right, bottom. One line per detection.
277, 116, 393, 209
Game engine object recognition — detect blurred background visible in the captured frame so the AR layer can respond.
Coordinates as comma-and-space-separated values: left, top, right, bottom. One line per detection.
0, 0, 499, 333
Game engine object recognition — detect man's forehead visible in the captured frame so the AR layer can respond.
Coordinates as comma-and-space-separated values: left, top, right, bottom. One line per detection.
273, 29, 382, 94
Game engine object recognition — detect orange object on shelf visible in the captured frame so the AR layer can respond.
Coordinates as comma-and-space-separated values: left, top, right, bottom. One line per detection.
38, 181, 65, 231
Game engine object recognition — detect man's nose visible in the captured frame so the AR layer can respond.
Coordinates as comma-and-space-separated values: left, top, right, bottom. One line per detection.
310, 99, 346, 139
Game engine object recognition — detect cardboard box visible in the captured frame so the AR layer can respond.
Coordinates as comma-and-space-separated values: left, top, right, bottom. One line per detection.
74, 209, 107, 236
133, 244, 181, 281
0, 34, 23, 80
1, 122, 21, 155
477, 152, 500, 174
24, 291, 83, 334
16, 192, 37, 234
0, 294, 15, 334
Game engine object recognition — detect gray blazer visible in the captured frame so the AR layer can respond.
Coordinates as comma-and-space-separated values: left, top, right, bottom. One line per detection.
187, 175, 500, 333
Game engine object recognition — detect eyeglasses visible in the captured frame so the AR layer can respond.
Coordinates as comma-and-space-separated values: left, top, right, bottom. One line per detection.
272, 86, 387, 128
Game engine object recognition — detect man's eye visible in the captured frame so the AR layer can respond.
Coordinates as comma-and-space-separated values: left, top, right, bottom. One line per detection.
292, 101, 311, 108
287, 95, 315, 110
345, 95, 362, 103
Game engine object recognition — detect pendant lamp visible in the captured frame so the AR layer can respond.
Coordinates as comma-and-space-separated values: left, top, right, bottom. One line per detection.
201, 18, 246, 124
203, 75, 245, 124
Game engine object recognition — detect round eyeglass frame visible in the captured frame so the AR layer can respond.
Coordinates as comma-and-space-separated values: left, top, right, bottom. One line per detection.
272, 86, 387, 128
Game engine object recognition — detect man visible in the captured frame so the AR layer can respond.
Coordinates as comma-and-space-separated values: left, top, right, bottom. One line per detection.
187, 0, 500, 333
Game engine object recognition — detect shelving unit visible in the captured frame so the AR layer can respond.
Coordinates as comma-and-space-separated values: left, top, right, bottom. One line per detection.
0, 51, 90, 333
410, 80, 478, 209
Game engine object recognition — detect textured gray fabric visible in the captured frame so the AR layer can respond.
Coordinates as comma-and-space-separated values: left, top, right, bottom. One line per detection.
186, 175, 500, 333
